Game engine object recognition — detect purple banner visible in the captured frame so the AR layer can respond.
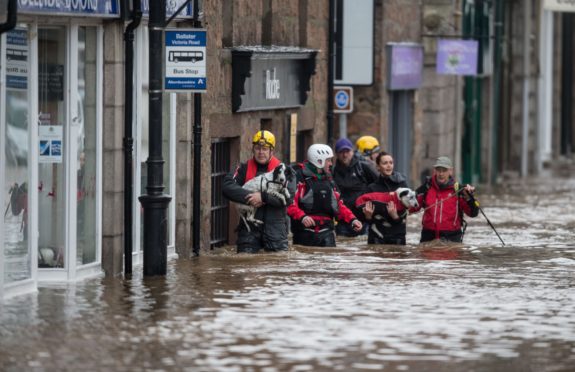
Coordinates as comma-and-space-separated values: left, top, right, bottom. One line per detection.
436, 39, 478, 76
387, 44, 423, 90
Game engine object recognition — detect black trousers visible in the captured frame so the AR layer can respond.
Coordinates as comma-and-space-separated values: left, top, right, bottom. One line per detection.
292, 228, 336, 247
420, 229, 462, 243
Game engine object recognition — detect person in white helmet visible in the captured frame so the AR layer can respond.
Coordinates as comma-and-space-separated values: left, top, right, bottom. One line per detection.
287, 144, 362, 247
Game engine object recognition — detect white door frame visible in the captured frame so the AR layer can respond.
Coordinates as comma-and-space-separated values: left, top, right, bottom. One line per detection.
36, 21, 103, 282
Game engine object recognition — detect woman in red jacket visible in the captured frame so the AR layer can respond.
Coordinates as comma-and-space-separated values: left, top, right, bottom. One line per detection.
413, 156, 478, 243
288, 144, 362, 247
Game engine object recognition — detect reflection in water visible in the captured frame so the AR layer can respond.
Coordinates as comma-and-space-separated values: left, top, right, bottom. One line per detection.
1, 176, 575, 370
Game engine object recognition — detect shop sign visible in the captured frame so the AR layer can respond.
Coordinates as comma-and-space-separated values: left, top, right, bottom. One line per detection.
387, 43, 423, 91
39, 125, 63, 163
543, 0, 575, 12
18, 0, 120, 17
231, 47, 317, 112
164, 29, 206, 92
436, 39, 478, 76
6, 29, 28, 91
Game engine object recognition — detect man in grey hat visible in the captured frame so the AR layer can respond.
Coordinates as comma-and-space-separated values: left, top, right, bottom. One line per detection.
412, 156, 478, 243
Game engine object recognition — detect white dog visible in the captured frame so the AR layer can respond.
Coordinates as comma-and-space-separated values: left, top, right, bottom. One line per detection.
237, 163, 294, 231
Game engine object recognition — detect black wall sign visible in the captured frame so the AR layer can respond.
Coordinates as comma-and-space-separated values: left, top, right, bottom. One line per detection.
232, 47, 317, 112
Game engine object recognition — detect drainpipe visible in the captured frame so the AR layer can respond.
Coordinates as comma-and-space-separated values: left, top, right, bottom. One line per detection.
327, 0, 335, 145
490, 0, 503, 184
192, 0, 202, 256
521, 0, 531, 177
0, 0, 17, 35
123, 0, 142, 276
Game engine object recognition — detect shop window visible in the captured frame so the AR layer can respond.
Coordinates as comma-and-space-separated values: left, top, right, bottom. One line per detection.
3, 27, 32, 282
210, 139, 230, 248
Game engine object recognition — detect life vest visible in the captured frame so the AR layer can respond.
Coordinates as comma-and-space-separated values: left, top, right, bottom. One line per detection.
245, 156, 281, 182
299, 178, 339, 217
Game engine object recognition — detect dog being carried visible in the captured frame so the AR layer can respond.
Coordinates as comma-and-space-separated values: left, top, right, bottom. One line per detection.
236, 163, 294, 231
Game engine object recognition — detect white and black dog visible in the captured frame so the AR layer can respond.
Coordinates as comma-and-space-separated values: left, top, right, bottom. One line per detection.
355, 187, 419, 238
355, 187, 419, 217
237, 163, 294, 231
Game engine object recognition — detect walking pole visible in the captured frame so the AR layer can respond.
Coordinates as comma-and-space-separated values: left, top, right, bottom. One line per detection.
472, 198, 506, 246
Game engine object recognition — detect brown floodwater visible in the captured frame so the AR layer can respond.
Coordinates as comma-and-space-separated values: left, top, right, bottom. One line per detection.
1, 173, 575, 371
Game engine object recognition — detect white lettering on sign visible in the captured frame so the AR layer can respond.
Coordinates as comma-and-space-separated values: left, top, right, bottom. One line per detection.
19, 0, 100, 11
265, 68, 280, 100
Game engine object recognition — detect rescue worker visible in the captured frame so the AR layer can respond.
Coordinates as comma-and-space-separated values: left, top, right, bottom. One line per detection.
412, 156, 478, 243
332, 138, 378, 237
222, 130, 296, 253
361, 151, 409, 245
288, 144, 362, 247
355, 135, 381, 165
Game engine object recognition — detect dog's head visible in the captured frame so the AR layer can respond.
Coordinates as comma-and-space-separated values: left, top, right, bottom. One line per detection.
272, 163, 294, 185
397, 187, 418, 209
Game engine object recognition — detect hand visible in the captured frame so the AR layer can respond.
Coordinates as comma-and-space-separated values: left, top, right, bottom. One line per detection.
363, 201, 374, 220
302, 216, 316, 228
351, 219, 363, 232
462, 184, 475, 200
245, 192, 264, 208
387, 202, 399, 220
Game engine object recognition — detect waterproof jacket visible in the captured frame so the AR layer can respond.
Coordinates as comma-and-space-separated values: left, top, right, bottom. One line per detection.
287, 163, 357, 231
413, 176, 478, 238
332, 153, 378, 215
363, 172, 409, 241
222, 157, 296, 245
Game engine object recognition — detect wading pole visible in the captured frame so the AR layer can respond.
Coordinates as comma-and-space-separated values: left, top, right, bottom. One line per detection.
473, 198, 506, 246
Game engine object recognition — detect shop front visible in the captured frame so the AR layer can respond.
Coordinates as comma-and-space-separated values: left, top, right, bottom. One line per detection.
1, 2, 112, 296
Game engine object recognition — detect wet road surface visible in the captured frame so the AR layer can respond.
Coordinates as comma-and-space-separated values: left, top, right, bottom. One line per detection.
1, 174, 574, 371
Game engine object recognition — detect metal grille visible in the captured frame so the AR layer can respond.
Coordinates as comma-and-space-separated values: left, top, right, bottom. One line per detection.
210, 139, 230, 248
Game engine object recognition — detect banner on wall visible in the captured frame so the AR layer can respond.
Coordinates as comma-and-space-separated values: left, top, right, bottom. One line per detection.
436, 39, 478, 76
39, 126, 63, 163
386, 43, 423, 90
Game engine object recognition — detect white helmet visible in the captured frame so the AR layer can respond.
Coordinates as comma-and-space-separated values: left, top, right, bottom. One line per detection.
307, 144, 333, 169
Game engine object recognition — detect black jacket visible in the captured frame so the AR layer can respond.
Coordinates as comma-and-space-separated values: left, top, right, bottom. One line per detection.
222, 160, 296, 247
365, 172, 409, 241
332, 154, 378, 214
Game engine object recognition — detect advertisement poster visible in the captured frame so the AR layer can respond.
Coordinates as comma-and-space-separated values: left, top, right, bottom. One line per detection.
436, 39, 478, 76
39, 126, 63, 163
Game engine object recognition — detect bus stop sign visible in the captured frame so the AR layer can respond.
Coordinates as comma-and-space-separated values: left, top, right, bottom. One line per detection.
164, 28, 207, 92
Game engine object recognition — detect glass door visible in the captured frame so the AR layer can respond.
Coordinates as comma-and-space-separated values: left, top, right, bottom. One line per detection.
37, 26, 67, 271
37, 24, 102, 281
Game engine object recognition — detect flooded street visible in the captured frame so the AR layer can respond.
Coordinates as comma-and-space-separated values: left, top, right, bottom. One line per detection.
1, 174, 575, 371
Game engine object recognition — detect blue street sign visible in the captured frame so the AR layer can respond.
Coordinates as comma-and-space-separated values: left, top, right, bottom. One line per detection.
335, 91, 349, 109
165, 29, 207, 92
